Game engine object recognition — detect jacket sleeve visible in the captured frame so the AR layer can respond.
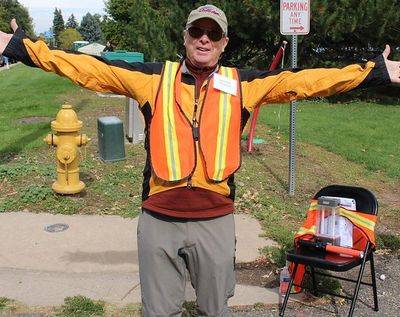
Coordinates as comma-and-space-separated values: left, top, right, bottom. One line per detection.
240, 55, 391, 112
3, 28, 161, 107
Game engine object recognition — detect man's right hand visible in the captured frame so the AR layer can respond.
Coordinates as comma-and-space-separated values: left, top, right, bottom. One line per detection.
0, 19, 18, 54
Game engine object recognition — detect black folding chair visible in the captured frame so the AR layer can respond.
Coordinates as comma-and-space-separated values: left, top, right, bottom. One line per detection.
279, 185, 379, 317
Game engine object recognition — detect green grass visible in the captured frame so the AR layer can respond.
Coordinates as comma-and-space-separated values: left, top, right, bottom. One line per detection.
0, 297, 10, 311
0, 64, 78, 154
377, 233, 400, 251
0, 65, 142, 217
259, 100, 400, 177
57, 296, 105, 317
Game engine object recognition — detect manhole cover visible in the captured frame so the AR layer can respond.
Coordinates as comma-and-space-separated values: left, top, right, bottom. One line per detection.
44, 223, 69, 233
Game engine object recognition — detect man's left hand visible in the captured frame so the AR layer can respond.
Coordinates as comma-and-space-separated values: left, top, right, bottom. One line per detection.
383, 45, 400, 84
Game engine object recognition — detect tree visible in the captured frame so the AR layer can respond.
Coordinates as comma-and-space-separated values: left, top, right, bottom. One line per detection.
53, 8, 65, 46
58, 28, 82, 49
79, 13, 103, 43
103, 0, 281, 66
102, 0, 400, 67
215, 0, 280, 68
0, 0, 34, 36
0, 4, 7, 31
297, 0, 400, 66
66, 14, 78, 29
103, 0, 179, 61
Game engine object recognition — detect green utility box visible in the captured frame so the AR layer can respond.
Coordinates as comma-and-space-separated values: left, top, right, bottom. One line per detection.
101, 50, 144, 63
97, 116, 126, 162
100, 50, 145, 145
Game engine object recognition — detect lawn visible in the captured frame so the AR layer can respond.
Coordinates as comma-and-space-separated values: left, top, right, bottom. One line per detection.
0, 65, 77, 153
259, 100, 400, 178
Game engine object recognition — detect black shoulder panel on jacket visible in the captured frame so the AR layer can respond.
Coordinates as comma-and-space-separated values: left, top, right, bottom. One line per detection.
357, 55, 391, 89
4, 28, 37, 67
56, 49, 163, 75
89, 57, 164, 75
238, 68, 301, 82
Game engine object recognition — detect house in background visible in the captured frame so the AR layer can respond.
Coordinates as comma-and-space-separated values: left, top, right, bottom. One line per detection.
77, 43, 106, 56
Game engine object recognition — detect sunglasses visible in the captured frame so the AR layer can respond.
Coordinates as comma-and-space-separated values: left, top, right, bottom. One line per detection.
187, 26, 225, 42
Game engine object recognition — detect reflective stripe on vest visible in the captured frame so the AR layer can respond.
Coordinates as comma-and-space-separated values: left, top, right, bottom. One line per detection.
150, 61, 195, 181
150, 61, 242, 182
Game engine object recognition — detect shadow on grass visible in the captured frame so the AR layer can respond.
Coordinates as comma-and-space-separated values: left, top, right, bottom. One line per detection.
247, 151, 288, 191
0, 125, 50, 164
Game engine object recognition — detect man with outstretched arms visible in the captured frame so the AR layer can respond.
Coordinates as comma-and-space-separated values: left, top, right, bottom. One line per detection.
1, 4, 399, 316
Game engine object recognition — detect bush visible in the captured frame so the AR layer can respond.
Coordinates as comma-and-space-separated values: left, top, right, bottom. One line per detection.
0, 297, 10, 311
377, 233, 400, 252
57, 295, 105, 317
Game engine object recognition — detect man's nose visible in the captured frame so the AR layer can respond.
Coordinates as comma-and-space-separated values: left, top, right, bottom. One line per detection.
199, 33, 210, 43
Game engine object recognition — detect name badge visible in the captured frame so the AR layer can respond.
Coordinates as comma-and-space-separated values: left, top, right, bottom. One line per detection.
213, 73, 237, 96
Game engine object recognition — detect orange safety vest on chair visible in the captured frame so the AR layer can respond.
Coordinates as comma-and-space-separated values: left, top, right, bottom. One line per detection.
290, 199, 377, 292
150, 61, 242, 182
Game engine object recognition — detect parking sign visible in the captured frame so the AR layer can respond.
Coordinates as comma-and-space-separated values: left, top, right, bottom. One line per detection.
280, 0, 310, 35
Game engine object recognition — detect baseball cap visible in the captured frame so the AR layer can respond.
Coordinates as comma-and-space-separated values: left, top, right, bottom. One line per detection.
186, 4, 228, 35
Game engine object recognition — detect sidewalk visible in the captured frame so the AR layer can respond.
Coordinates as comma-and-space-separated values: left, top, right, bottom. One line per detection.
0, 61, 18, 71
0, 212, 290, 307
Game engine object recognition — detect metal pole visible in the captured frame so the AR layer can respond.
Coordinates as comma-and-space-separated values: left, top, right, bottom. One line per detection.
288, 35, 297, 196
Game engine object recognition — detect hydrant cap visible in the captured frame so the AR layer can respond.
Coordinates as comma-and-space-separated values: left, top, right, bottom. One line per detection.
51, 104, 83, 132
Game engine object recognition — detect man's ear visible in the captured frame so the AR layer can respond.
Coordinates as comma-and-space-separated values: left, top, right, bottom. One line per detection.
183, 30, 188, 46
222, 36, 229, 52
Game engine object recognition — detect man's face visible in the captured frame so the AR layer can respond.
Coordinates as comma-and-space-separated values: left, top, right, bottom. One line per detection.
184, 18, 229, 68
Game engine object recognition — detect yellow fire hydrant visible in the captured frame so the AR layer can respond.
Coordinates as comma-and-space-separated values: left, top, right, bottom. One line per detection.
44, 105, 89, 194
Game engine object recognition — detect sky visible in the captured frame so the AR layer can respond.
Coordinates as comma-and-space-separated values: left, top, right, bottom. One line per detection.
18, 0, 106, 34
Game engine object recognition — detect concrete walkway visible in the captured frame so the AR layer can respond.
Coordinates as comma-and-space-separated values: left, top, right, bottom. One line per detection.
0, 61, 18, 71
0, 212, 289, 307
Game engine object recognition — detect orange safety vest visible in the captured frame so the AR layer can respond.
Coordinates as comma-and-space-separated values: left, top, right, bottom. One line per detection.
290, 199, 377, 293
150, 61, 242, 183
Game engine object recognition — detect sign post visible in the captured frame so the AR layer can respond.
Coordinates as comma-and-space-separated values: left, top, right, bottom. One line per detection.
280, 0, 310, 195
44, 30, 55, 47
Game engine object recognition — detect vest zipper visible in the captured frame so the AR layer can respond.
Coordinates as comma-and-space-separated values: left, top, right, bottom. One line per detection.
192, 98, 199, 141
187, 99, 198, 189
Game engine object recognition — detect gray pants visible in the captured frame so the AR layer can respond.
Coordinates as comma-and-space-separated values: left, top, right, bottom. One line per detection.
137, 210, 236, 317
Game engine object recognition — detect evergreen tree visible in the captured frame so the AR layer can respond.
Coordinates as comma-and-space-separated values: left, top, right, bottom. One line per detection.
0, 4, 7, 31
66, 14, 78, 29
53, 8, 65, 46
103, 0, 177, 61
216, 0, 280, 68
79, 13, 103, 43
0, 0, 34, 36
300, 0, 400, 66
102, 0, 400, 67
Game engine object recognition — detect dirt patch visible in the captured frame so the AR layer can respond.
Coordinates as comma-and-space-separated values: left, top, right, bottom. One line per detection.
245, 133, 400, 235
235, 258, 279, 288
16, 116, 52, 124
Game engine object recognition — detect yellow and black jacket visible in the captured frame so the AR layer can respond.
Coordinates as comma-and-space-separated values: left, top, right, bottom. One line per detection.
4, 29, 391, 203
